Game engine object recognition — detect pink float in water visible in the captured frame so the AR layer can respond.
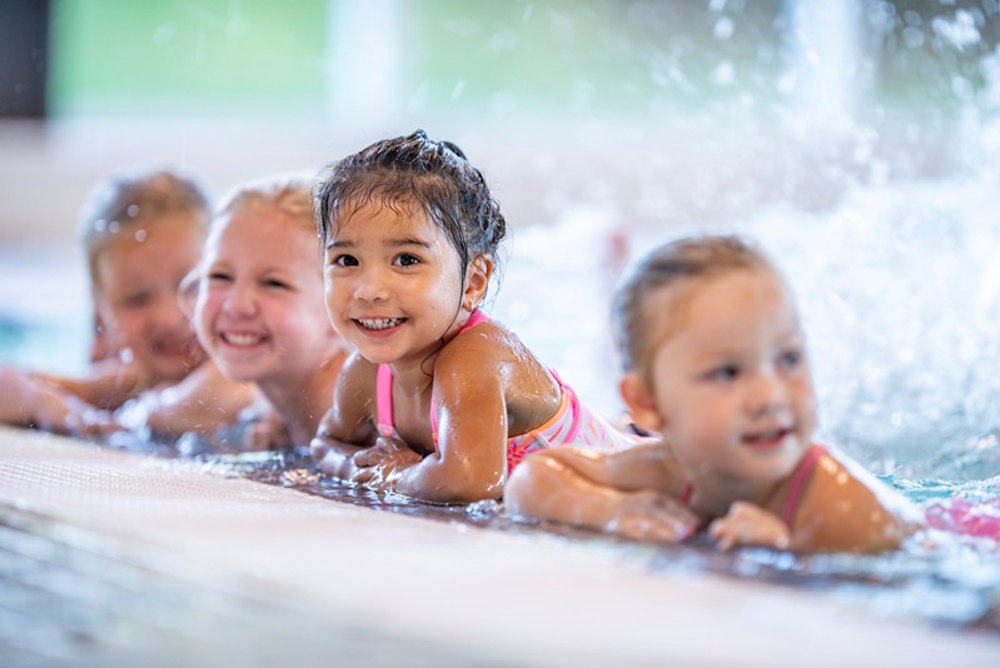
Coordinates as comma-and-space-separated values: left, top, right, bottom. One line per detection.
924, 498, 1000, 540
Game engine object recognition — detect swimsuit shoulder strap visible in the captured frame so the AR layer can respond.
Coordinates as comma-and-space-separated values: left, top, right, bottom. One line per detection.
376, 364, 395, 437
459, 308, 490, 333
781, 444, 827, 528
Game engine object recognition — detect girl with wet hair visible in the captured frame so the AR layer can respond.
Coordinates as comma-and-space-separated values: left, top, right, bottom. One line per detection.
311, 130, 643, 503
505, 234, 923, 553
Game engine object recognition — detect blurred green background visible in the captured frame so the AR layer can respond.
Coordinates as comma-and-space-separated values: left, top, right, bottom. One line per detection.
41, 0, 998, 120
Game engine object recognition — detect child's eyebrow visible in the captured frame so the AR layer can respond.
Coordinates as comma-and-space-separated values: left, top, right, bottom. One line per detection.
325, 237, 432, 250
388, 237, 433, 249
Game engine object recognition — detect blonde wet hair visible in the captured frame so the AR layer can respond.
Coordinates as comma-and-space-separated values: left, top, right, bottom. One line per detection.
77, 168, 210, 291
214, 172, 315, 230
612, 234, 775, 373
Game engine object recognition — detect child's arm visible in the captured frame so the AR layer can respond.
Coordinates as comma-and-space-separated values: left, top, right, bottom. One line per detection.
310, 351, 379, 479
1, 366, 116, 436
504, 445, 699, 542
117, 361, 256, 438
384, 355, 510, 502
34, 354, 156, 410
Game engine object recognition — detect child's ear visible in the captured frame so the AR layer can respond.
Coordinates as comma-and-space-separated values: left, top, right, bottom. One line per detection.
620, 372, 664, 433
462, 255, 493, 311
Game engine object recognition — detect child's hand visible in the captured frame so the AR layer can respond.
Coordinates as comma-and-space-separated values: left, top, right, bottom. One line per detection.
245, 411, 291, 451
30, 383, 118, 438
709, 501, 790, 551
609, 490, 700, 543
350, 437, 423, 488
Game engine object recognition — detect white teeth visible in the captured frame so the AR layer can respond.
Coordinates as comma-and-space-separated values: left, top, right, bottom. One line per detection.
223, 332, 265, 346
357, 318, 403, 331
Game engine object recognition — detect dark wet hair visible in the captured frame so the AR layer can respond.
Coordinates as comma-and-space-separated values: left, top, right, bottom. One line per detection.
78, 168, 210, 286
314, 130, 507, 288
612, 234, 774, 372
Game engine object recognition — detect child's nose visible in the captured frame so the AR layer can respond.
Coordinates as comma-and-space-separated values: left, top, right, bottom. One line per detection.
353, 266, 389, 302
222, 282, 258, 317
746, 371, 787, 415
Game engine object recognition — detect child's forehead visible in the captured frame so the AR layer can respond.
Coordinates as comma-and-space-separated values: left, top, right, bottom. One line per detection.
331, 197, 438, 238
206, 207, 320, 267
642, 268, 798, 350
213, 203, 308, 238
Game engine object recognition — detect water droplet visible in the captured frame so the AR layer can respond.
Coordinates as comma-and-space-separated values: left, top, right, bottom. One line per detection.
714, 16, 735, 40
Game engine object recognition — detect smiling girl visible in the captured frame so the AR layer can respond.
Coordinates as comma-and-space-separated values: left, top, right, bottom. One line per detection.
192, 174, 349, 448
504, 235, 923, 553
310, 130, 641, 503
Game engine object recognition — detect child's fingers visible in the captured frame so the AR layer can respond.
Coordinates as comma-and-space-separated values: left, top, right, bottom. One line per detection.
352, 448, 383, 468
350, 467, 376, 485
707, 503, 791, 551
80, 411, 121, 437
707, 518, 738, 550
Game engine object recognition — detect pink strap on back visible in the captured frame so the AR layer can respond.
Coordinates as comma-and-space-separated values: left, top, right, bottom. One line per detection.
376, 364, 395, 436
781, 444, 826, 528
460, 308, 489, 332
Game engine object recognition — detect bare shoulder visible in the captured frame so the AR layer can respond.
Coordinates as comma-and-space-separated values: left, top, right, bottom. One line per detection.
794, 448, 922, 552
822, 450, 922, 522
435, 319, 526, 382
435, 318, 556, 407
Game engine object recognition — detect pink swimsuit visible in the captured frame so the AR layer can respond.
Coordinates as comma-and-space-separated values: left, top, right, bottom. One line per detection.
375, 310, 638, 473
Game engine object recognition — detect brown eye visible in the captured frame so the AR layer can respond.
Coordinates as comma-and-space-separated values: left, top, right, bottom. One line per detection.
332, 254, 359, 267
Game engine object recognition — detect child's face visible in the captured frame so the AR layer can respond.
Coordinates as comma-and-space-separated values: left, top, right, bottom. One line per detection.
627, 268, 817, 488
194, 205, 337, 385
93, 214, 205, 381
323, 200, 477, 367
